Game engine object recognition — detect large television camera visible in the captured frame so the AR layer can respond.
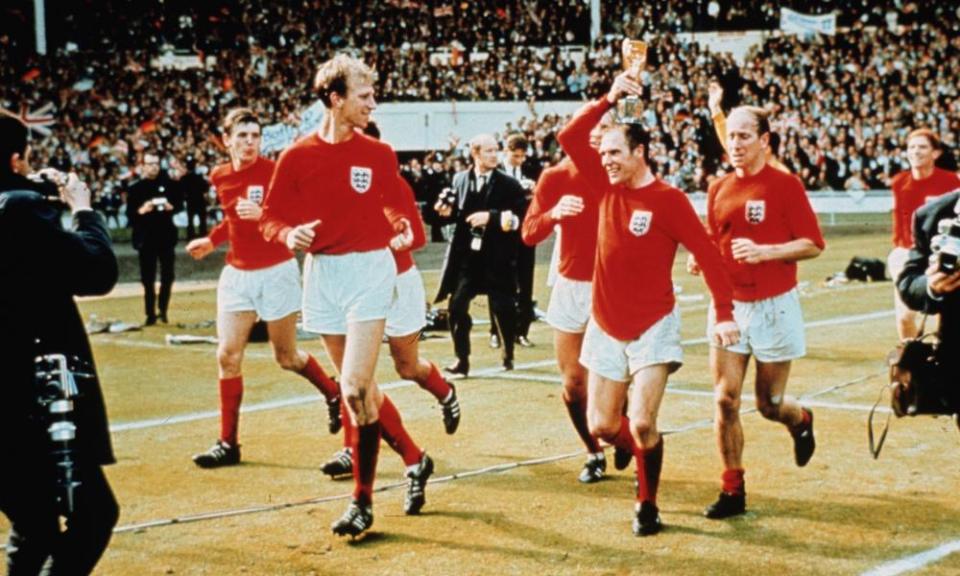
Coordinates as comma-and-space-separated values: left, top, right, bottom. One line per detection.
931, 215, 960, 274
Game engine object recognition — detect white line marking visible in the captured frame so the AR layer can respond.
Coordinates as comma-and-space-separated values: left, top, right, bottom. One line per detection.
861, 539, 960, 576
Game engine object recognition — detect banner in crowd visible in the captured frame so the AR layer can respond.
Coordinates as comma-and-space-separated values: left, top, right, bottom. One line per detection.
260, 100, 326, 155
780, 8, 837, 36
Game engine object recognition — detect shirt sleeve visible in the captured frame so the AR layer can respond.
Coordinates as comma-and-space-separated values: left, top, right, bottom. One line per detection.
384, 177, 427, 253
521, 169, 560, 246
260, 148, 299, 246
557, 98, 612, 192
669, 191, 734, 322
784, 175, 826, 249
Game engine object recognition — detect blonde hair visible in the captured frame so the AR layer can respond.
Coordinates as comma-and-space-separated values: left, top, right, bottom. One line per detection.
313, 54, 376, 107
729, 106, 771, 135
221, 107, 260, 136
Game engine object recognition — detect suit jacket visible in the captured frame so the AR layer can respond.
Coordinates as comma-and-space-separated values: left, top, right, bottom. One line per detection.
898, 190, 960, 351
0, 175, 119, 466
435, 169, 527, 301
126, 172, 184, 249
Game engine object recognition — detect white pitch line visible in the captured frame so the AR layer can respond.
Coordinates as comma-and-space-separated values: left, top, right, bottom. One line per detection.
861, 539, 960, 576
108, 309, 893, 433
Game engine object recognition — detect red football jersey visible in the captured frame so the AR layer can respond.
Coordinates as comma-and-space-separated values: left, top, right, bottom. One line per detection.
521, 158, 599, 282
707, 164, 826, 302
208, 157, 294, 270
890, 168, 960, 248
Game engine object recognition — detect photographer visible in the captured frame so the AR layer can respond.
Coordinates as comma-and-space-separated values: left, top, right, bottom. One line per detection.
126, 151, 183, 325
897, 189, 960, 392
0, 114, 119, 574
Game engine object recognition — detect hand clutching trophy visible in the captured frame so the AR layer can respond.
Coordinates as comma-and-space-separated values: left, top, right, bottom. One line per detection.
618, 38, 647, 125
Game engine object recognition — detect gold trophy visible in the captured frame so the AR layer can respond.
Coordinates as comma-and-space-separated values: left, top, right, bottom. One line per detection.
618, 38, 647, 125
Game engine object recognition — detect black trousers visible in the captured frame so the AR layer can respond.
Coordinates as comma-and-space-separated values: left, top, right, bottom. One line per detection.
137, 243, 176, 319
185, 204, 207, 239
2, 464, 119, 575
488, 244, 535, 339
449, 273, 516, 365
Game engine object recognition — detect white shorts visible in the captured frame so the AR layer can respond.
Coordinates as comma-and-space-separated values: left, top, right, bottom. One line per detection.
217, 258, 301, 322
708, 288, 806, 362
888, 247, 916, 317
546, 275, 592, 334
302, 249, 397, 335
385, 267, 427, 338
580, 308, 683, 383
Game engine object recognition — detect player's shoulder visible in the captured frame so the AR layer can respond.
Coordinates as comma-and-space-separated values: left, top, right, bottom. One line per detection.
210, 163, 231, 183
890, 170, 910, 188
255, 156, 277, 173
710, 170, 736, 192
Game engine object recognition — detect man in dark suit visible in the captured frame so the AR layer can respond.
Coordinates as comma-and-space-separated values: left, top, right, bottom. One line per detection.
490, 133, 542, 349
897, 189, 960, 391
0, 113, 120, 575
126, 151, 183, 325
435, 134, 527, 376
180, 155, 210, 239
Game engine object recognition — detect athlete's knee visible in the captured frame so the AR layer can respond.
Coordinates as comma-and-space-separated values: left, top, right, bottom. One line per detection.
216, 346, 243, 375
273, 347, 302, 372
561, 374, 587, 403
756, 394, 782, 420
715, 388, 741, 419
588, 416, 620, 442
392, 356, 419, 381
630, 414, 656, 440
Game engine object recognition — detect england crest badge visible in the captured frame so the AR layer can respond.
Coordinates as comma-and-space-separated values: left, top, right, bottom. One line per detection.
746, 200, 765, 224
350, 166, 373, 194
246, 185, 264, 205
628, 210, 652, 236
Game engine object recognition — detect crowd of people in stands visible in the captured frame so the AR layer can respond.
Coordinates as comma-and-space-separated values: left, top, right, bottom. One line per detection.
1, 0, 959, 229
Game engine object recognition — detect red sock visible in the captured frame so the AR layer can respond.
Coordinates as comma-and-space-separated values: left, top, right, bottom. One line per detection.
722, 468, 745, 495
418, 363, 453, 402
219, 376, 244, 446
564, 397, 602, 454
379, 395, 422, 466
612, 415, 638, 452
353, 421, 381, 506
299, 354, 340, 400
340, 400, 354, 449
634, 435, 663, 505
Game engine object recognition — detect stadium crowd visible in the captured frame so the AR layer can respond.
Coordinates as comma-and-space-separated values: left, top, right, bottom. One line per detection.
1, 0, 959, 227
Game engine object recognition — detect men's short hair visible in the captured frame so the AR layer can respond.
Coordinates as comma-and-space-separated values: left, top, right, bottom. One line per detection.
314, 54, 376, 108
907, 128, 941, 150
0, 112, 28, 179
769, 131, 782, 156
609, 124, 650, 164
730, 106, 771, 136
222, 107, 260, 136
505, 133, 528, 152
469, 134, 496, 157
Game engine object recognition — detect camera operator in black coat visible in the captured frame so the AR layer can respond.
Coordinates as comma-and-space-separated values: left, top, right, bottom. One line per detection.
897, 189, 960, 394
0, 114, 119, 575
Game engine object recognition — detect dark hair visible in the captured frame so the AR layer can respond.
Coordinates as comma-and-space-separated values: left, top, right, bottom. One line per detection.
362, 119, 381, 140
769, 131, 781, 157
613, 124, 651, 163
0, 113, 29, 178
506, 133, 528, 152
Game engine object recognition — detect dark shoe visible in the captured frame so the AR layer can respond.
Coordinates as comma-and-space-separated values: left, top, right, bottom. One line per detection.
331, 499, 374, 537
614, 444, 632, 471
792, 408, 816, 467
502, 358, 514, 371
516, 335, 534, 348
578, 455, 606, 484
489, 333, 501, 349
404, 452, 435, 515
327, 394, 343, 435
144, 316, 157, 327
321, 448, 353, 479
192, 440, 240, 468
704, 491, 746, 519
159, 313, 169, 324
444, 360, 469, 378
441, 385, 461, 435
632, 501, 662, 536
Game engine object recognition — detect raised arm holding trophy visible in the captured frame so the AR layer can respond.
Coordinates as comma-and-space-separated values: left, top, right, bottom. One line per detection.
618, 38, 647, 125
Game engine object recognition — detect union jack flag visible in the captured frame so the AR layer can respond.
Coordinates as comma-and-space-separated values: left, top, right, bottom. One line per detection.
0, 103, 57, 137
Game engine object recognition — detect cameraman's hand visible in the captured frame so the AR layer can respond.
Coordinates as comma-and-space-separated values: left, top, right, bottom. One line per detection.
138, 200, 156, 215
59, 172, 92, 213
186, 237, 214, 260
550, 195, 584, 221
925, 258, 960, 297
605, 70, 643, 106
435, 201, 452, 218
235, 198, 263, 221
285, 220, 321, 252
712, 321, 740, 347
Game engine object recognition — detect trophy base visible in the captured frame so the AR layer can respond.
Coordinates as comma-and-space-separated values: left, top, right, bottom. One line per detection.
616, 96, 645, 125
